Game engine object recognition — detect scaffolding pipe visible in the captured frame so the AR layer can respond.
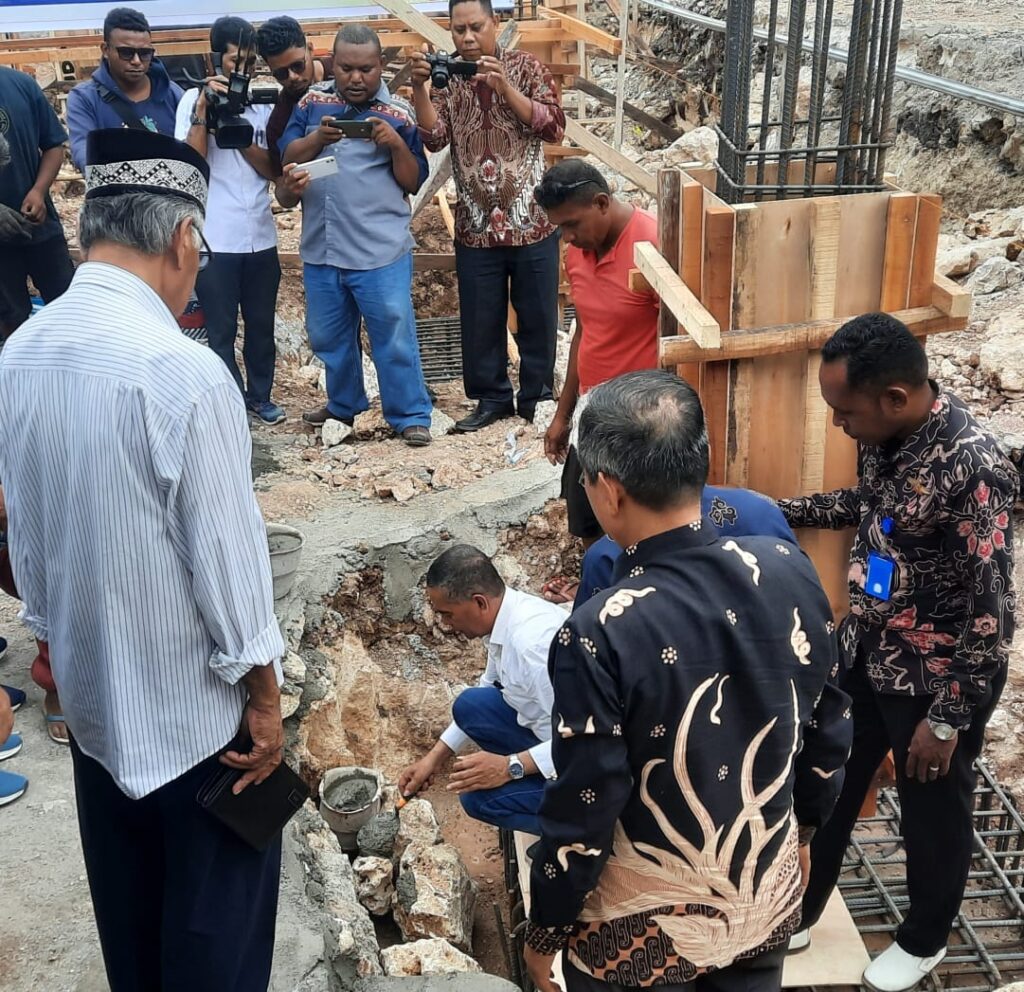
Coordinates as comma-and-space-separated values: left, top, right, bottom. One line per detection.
637, 0, 1024, 119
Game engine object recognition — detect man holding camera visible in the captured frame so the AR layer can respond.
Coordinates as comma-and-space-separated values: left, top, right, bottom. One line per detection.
67, 7, 183, 173
176, 16, 284, 424
257, 16, 333, 178
411, 0, 565, 432
279, 25, 434, 447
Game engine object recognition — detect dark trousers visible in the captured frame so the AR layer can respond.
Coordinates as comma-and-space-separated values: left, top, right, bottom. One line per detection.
70, 738, 282, 992
455, 233, 559, 417
802, 657, 1006, 956
195, 247, 281, 404
452, 685, 547, 833
0, 232, 74, 334
564, 948, 786, 992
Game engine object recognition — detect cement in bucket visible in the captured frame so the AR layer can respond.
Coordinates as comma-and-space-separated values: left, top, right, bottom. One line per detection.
319, 766, 384, 851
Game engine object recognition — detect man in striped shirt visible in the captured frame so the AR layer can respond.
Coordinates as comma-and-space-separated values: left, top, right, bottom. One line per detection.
0, 129, 285, 992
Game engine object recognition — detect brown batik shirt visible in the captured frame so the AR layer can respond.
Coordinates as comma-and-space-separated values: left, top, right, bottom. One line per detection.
779, 386, 1018, 729
419, 46, 565, 247
524, 521, 853, 984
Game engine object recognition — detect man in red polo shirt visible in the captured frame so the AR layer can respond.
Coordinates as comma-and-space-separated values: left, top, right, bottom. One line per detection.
535, 159, 659, 550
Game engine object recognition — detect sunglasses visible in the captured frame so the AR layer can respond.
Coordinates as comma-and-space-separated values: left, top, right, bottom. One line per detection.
196, 227, 213, 271
270, 58, 307, 82
114, 45, 155, 63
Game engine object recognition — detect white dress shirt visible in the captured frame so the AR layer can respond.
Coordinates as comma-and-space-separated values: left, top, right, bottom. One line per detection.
441, 587, 565, 779
0, 263, 284, 798
174, 88, 277, 255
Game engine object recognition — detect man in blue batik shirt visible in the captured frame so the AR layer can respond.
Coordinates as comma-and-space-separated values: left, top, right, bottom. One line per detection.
575, 485, 797, 608
278, 24, 434, 447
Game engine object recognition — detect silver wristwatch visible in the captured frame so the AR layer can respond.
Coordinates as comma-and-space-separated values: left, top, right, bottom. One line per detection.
507, 754, 525, 780
927, 719, 957, 742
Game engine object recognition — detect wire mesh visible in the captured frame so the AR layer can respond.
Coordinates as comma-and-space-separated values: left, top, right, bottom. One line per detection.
841, 760, 1024, 992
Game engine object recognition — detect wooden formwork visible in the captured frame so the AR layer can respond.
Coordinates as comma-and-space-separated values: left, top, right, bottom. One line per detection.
635, 167, 971, 618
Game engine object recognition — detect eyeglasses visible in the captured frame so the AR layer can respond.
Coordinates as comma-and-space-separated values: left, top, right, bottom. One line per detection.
270, 58, 307, 82
114, 46, 155, 63
196, 228, 213, 271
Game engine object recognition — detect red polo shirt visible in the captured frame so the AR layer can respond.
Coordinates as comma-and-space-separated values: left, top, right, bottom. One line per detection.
567, 208, 660, 395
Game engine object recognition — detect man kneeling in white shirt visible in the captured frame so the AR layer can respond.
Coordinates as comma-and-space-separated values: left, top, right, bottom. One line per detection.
399, 544, 566, 833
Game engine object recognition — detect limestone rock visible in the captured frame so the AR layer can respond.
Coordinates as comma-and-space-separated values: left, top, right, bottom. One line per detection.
381, 938, 482, 976
979, 313, 1024, 396
966, 257, 1023, 295
322, 419, 354, 448
553, 327, 572, 396
937, 243, 977, 278
283, 650, 307, 684
394, 798, 443, 860
663, 125, 718, 167
291, 807, 383, 988
298, 363, 321, 384
430, 459, 473, 490
429, 408, 456, 438
532, 399, 558, 437
353, 856, 396, 916
354, 407, 389, 436
395, 841, 478, 951
280, 686, 302, 719
362, 354, 381, 403
358, 812, 400, 859
275, 317, 310, 359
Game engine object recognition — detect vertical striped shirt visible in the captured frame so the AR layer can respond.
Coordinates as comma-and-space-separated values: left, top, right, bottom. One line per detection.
0, 262, 284, 798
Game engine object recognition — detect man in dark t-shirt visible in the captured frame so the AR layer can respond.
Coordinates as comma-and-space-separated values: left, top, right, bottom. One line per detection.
0, 66, 73, 336
256, 16, 333, 177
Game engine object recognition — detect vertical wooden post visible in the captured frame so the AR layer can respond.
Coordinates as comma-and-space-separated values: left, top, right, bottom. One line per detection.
909, 193, 942, 308
575, 0, 587, 119
701, 204, 736, 486
677, 173, 705, 390
879, 191, 920, 312
657, 169, 682, 340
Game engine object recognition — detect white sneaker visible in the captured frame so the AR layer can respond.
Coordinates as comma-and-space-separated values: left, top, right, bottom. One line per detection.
787, 929, 811, 953
863, 942, 947, 992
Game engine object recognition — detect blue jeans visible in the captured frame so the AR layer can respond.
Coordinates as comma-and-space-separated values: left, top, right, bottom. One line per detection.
303, 252, 432, 432
451, 686, 547, 834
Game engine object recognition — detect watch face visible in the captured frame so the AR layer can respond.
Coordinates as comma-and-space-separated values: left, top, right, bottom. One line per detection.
509, 757, 525, 780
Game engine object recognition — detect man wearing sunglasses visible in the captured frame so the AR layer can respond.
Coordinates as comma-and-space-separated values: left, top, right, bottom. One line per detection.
66, 7, 183, 173
176, 16, 285, 425
257, 16, 333, 179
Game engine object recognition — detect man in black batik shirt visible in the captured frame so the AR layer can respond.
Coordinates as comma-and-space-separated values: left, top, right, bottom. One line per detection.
524, 370, 853, 992
778, 313, 1017, 992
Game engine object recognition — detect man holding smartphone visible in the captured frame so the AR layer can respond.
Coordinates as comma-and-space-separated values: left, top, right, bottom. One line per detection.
279, 24, 434, 447
176, 16, 285, 425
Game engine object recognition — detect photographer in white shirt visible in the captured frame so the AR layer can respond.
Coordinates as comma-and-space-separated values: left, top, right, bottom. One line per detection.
175, 15, 285, 425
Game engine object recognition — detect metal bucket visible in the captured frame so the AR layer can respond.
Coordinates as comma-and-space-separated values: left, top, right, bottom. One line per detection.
266, 523, 304, 601
318, 766, 384, 851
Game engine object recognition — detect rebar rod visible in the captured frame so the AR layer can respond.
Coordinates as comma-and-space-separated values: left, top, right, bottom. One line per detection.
754, 0, 780, 196
776, 0, 808, 195
836, 0, 872, 186
803, 0, 832, 193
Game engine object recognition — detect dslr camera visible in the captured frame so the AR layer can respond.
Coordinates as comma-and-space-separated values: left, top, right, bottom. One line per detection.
190, 53, 278, 150
425, 51, 478, 90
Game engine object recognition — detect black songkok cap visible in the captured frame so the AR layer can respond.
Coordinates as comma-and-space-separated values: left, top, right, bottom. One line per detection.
84, 128, 210, 211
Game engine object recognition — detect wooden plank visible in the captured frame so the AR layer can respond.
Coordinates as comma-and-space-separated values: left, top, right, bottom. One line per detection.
909, 193, 943, 308
372, 0, 451, 48
564, 119, 657, 195
725, 356, 753, 486
680, 174, 703, 294
571, 76, 680, 142
543, 145, 590, 158
435, 191, 456, 240
538, 5, 622, 54
803, 200, 842, 494
657, 169, 681, 339
636, 242, 720, 348
879, 192, 919, 312
659, 306, 966, 364
411, 152, 453, 219
932, 273, 972, 319
699, 205, 735, 486
628, 269, 653, 293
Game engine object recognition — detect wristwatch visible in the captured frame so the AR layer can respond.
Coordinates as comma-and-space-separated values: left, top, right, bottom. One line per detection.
507, 754, 525, 780
190, 114, 205, 127
927, 718, 957, 742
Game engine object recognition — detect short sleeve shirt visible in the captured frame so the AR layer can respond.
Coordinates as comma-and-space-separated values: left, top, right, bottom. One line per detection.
0, 66, 68, 243
567, 208, 660, 394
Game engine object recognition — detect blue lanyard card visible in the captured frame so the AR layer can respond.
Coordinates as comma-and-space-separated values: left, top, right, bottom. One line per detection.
865, 551, 895, 601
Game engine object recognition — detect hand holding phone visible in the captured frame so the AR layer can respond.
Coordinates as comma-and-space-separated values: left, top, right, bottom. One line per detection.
293, 156, 338, 181
328, 119, 374, 139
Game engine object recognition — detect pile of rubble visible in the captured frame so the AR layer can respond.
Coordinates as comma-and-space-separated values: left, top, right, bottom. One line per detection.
292, 795, 480, 989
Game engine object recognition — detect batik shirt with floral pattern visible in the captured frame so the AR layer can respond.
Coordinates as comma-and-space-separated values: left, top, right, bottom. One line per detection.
778, 387, 1017, 729
524, 521, 852, 983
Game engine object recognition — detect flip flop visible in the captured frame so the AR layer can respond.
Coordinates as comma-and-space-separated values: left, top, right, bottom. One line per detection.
45, 712, 70, 746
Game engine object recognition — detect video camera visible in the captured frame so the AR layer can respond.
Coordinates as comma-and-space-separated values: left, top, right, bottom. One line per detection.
185, 52, 278, 150
425, 51, 477, 90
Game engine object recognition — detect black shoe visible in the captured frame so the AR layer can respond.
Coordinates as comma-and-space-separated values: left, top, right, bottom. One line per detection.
302, 405, 353, 427
454, 403, 514, 433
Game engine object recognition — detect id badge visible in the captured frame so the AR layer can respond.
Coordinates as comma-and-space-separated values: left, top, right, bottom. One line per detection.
865, 551, 895, 601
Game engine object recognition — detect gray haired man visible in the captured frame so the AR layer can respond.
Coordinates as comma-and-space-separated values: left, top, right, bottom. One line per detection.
0, 129, 285, 991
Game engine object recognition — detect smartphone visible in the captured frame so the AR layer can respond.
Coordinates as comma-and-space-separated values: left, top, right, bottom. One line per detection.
328, 119, 374, 139
294, 156, 338, 181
